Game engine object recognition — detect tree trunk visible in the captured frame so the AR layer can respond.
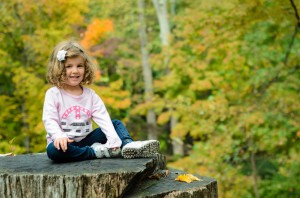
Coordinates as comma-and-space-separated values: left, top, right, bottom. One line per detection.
152, 0, 170, 46
152, 0, 184, 155
152, 0, 171, 71
251, 150, 260, 198
21, 100, 30, 153
249, 134, 260, 198
170, 115, 184, 156
138, 0, 157, 140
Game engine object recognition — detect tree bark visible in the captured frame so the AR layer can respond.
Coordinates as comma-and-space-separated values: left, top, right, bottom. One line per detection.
138, 0, 157, 140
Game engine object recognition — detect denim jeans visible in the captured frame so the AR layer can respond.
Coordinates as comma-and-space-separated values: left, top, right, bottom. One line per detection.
47, 119, 133, 162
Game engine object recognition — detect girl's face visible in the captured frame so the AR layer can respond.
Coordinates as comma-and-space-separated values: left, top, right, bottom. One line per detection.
63, 56, 85, 89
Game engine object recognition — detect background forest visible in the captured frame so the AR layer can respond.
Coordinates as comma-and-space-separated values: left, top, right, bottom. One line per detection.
0, 0, 299, 197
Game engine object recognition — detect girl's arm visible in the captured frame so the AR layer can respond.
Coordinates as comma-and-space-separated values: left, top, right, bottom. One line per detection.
91, 91, 122, 148
42, 89, 68, 141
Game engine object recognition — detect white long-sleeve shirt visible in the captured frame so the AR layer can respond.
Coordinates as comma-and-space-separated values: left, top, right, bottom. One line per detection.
42, 86, 122, 148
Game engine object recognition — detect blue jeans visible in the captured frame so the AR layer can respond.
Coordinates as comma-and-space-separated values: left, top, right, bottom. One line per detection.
47, 119, 133, 162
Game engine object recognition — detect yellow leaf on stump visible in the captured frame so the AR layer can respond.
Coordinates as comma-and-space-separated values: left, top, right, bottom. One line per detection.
175, 174, 201, 183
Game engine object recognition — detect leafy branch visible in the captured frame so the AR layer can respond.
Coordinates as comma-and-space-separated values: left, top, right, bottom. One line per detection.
254, 0, 300, 97
284, 0, 300, 65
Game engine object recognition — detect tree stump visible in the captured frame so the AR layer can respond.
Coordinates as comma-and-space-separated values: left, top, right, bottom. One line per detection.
0, 153, 217, 197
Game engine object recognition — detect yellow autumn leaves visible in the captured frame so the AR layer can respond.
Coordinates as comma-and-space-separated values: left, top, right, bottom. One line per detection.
175, 174, 201, 183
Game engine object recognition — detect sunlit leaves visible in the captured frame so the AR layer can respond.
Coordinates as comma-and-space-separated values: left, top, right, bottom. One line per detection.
81, 18, 114, 50
89, 80, 131, 119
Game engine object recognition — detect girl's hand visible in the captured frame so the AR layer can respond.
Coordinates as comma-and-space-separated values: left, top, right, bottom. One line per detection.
111, 147, 120, 151
54, 137, 74, 152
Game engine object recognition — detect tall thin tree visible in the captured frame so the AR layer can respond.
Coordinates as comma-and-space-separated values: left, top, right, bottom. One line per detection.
138, 0, 157, 140
153, 0, 184, 155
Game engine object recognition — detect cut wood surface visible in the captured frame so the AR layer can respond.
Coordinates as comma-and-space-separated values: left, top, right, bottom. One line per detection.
0, 153, 217, 198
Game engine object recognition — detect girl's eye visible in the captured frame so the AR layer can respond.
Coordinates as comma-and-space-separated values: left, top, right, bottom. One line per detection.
66, 66, 72, 68
78, 65, 84, 68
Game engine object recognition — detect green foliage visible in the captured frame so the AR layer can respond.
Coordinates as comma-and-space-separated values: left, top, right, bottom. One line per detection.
260, 147, 300, 197
166, 0, 300, 197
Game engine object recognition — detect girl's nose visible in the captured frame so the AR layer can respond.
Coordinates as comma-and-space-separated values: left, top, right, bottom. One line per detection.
72, 67, 79, 73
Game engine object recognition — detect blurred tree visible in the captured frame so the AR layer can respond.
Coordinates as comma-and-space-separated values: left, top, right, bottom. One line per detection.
86, 0, 161, 140
138, 0, 157, 140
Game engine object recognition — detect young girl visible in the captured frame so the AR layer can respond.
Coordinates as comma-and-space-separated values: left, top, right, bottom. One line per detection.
43, 40, 159, 162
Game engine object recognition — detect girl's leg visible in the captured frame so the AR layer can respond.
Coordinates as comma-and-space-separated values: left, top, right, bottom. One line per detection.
47, 120, 135, 161
76, 123, 128, 159
77, 120, 133, 148
77, 129, 121, 158
77, 128, 107, 147
112, 119, 133, 147
110, 120, 160, 159
46, 142, 95, 162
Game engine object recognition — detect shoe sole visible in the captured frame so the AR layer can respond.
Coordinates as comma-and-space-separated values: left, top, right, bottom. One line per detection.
122, 140, 160, 159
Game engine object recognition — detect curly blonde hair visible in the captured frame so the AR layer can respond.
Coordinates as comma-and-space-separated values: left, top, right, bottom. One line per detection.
47, 40, 96, 88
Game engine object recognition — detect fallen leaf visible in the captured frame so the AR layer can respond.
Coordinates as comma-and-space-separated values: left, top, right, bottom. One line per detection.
148, 169, 169, 180
187, 174, 200, 181
175, 174, 201, 183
